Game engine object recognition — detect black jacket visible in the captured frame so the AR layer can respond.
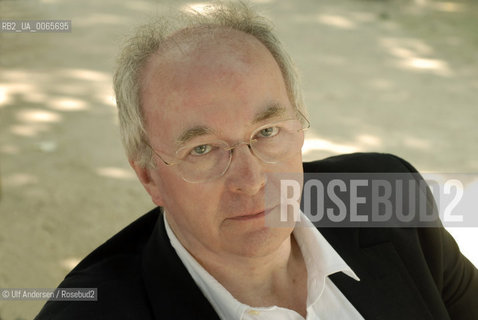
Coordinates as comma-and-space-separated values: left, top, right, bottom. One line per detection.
36, 153, 478, 319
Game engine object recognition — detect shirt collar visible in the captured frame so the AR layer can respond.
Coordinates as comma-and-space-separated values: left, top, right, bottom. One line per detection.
293, 213, 360, 306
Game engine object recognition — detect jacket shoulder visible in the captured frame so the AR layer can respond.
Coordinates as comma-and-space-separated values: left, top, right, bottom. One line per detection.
35, 209, 161, 319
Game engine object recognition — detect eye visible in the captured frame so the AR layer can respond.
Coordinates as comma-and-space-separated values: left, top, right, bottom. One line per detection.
190, 144, 213, 156
257, 126, 280, 138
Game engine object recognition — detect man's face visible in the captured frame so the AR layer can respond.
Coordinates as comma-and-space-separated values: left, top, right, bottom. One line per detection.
137, 30, 304, 259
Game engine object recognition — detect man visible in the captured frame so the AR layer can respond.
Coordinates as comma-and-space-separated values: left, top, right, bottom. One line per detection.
36, 2, 477, 319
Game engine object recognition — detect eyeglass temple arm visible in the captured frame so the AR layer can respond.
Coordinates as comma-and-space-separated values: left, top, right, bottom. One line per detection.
296, 109, 311, 130
147, 144, 177, 166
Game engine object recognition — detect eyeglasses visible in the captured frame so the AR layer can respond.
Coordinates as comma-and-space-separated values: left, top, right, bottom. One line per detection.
147, 111, 310, 183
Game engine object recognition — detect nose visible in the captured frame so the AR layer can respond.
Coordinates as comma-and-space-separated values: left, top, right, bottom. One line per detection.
225, 143, 267, 195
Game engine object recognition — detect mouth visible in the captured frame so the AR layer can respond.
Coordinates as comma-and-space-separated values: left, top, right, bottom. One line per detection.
229, 205, 278, 221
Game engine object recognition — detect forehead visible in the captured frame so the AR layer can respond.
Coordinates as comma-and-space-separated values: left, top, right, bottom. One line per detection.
141, 28, 279, 91
140, 28, 292, 147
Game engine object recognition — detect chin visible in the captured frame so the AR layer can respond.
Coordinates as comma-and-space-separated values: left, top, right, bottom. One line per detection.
228, 225, 293, 258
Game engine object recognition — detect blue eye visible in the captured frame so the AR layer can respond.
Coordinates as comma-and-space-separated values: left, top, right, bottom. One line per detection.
257, 126, 279, 138
190, 144, 212, 156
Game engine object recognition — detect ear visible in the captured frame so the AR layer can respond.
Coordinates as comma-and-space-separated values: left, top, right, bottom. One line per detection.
129, 160, 165, 207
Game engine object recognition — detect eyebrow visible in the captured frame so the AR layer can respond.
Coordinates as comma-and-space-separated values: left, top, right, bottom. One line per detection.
176, 126, 214, 145
252, 103, 287, 124
176, 103, 288, 145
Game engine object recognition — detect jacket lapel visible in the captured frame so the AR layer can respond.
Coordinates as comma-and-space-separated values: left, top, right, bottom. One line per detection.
141, 210, 220, 320
321, 227, 437, 320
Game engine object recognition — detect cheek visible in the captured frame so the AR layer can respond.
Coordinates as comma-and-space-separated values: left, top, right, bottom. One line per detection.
283, 150, 304, 173
156, 171, 224, 220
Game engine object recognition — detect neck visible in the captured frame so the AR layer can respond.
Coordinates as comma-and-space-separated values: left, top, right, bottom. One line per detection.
165, 215, 308, 316
203, 234, 292, 292
194, 233, 307, 315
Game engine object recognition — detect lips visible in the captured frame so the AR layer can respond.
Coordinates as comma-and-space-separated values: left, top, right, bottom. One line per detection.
228, 205, 279, 221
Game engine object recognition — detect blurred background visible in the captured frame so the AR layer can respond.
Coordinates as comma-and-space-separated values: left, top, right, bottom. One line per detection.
1, 0, 477, 318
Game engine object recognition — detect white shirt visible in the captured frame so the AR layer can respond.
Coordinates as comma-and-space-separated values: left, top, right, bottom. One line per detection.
164, 212, 364, 320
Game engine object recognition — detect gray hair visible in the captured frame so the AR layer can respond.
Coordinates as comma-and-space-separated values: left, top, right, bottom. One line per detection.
113, 1, 305, 168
